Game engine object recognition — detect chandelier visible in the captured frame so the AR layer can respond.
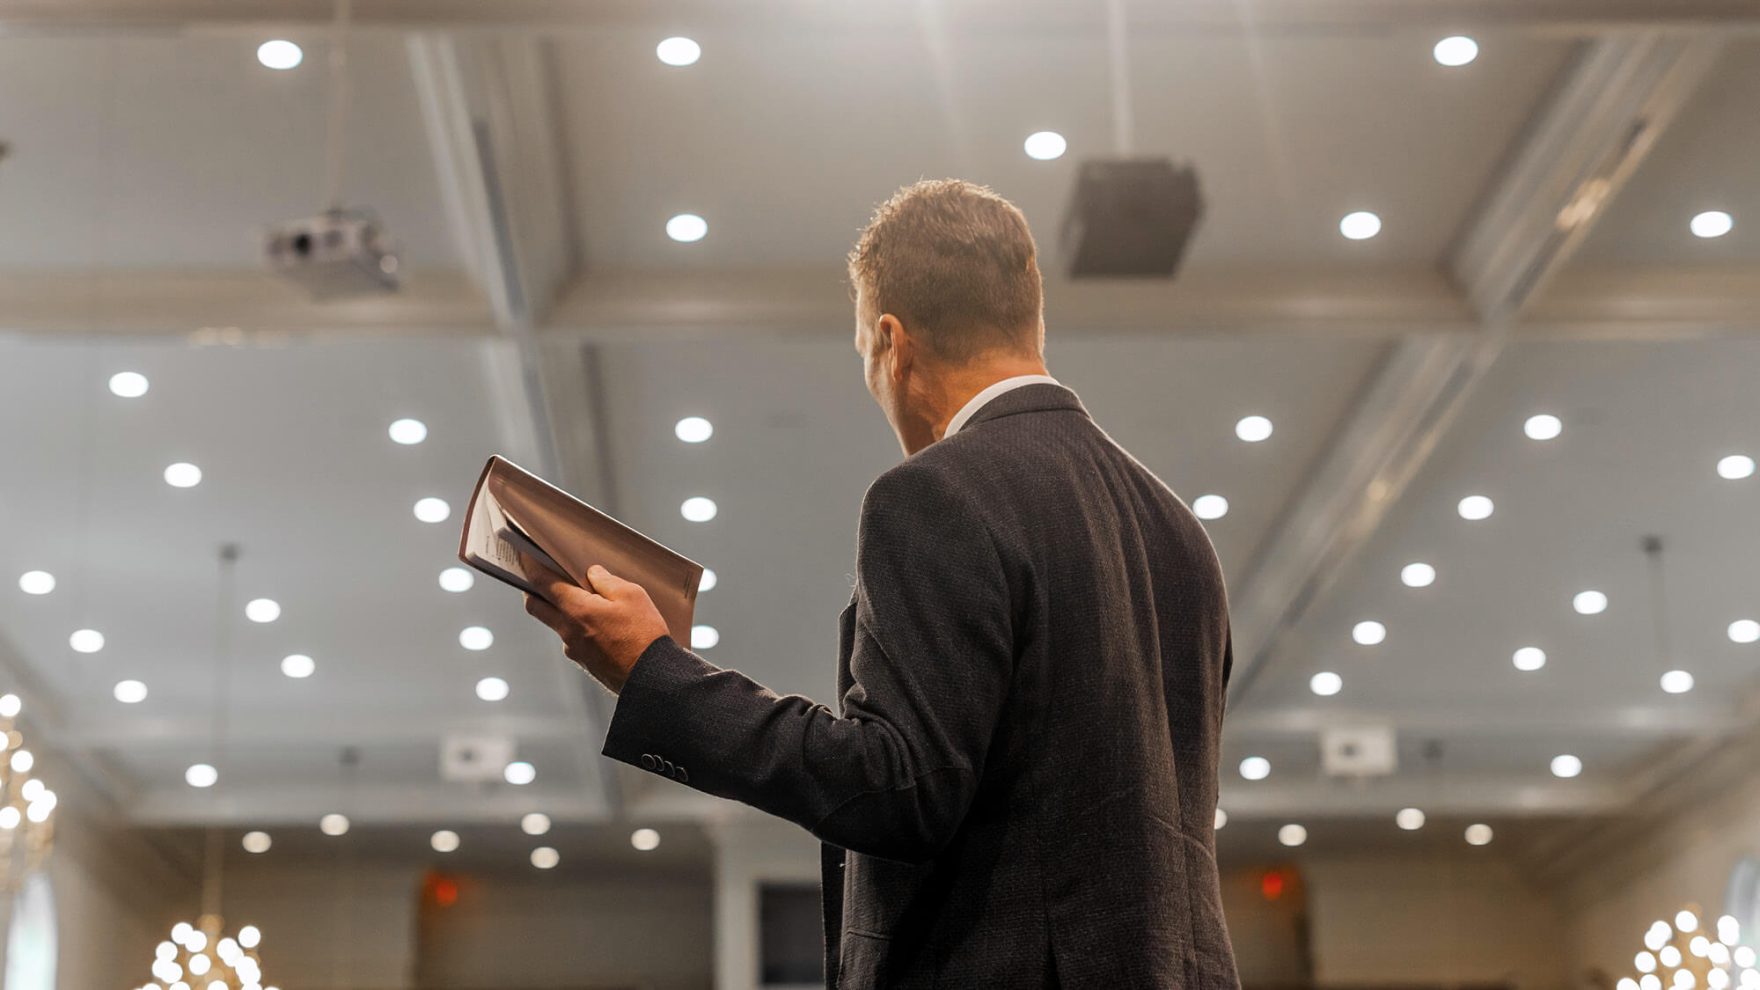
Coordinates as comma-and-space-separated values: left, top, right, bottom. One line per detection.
1618, 907, 1757, 990
0, 692, 58, 893
136, 543, 276, 990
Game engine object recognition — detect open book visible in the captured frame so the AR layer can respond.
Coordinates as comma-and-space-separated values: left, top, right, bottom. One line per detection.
457, 455, 704, 644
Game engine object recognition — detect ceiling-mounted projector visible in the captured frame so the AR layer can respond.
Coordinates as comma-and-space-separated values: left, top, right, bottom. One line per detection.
264, 207, 400, 299
1059, 157, 1203, 278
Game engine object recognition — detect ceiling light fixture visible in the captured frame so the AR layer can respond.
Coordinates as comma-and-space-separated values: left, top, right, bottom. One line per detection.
1573, 590, 1608, 615
388, 418, 427, 445
681, 496, 718, 522
1400, 562, 1436, 588
186, 763, 219, 788
430, 830, 460, 853
1213, 808, 1228, 830
1457, 494, 1494, 520
1717, 454, 1756, 480
531, 846, 560, 869
1309, 671, 1343, 696
699, 568, 717, 592
164, 462, 203, 488
1339, 211, 1382, 241
1352, 620, 1387, 646
1191, 494, 1228, 520
1550, 754, 1583, 778
1433, 35, 1479, 67
414, 497, 451, 523
69, 629, 104, 654
320, 813, 349, 836
459, 626, 493, 651
1464, 823, 1493, 846
656, 36, 701, 67
1690, 210, 1734, 239
241, 831, 272, 854
475, 676, 509, 702
666, 213, 708, 243
280, 654, 316, 679
631, 828, 661, 851
1235, 415, 1273, 443
1729, 619, 1760, 644
439, 567, 475, 593
504, 761, 536, 786
245, 598, 281, 623
108, 371, 149, 398
691, 625, 719, 649
1023, 131, 1068, 161
1660, 669, 1695, 694
1239, 756, 1270, 781
257, 39, 304, 70
17, 571, 54, 595
521, 812, 551, 836
1512, 646, 1547, 672
1396, 807, 1426, 831
1277, 824, 1307, 847
114, 680, 148, 704
1524, 414, 1563, 441
675, 416, 713, 443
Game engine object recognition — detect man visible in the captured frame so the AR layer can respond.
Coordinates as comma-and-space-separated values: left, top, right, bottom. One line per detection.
523, 179, 1240, 988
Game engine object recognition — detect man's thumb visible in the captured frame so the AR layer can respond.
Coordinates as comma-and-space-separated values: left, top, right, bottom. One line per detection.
587, 564, 625, 595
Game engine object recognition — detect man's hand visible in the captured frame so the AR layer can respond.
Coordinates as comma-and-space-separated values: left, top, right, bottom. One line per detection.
521, 556, 670, 695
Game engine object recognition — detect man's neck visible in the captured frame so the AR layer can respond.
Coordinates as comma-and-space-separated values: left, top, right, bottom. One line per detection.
928, 358, 1053, 443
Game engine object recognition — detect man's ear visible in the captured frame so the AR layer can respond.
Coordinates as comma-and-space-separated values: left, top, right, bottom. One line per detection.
882, 314, 915, 382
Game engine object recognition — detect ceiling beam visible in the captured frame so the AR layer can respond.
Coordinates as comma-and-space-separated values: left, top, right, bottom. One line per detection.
1448, 34, 1725, 325
1224, 31, 1719, 706
5, 0, 1760, 36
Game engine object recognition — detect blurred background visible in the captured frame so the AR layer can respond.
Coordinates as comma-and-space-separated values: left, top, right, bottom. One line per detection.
1, 1, 1758, 988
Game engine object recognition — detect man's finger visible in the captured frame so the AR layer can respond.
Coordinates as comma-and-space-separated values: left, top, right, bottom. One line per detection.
516, 550, 606, 613
524, 592, 573, 636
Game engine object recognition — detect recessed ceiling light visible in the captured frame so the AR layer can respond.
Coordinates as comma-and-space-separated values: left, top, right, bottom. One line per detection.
320, 813, 350, 836
531, 846, 560, 869
256, 39, 303, 70
431, 829, 461, 853
1192, 494, 1229, 520
69, 628, 104, 654
666, 213, 708, 243
0, 696, 20, 719
1023, 130, 1068, 161
476, 676, 509, 701
504, 761, 536, 786
439, 567, 475, 593
699, 568, 717, 592
241, 831, 272, 854
1213, 808, 1228, 830
164, 462, 203, 488
281, 654, 316, 679
114, 679, 148, 704
691, 624, 719, 649
656, 36, 701, 67
185, 763, 219, 788
681, 496, 718, 522
17, 571, 54, 596
1717, 454, 1756, 480
1729, 619, 1760, 644
7, 750, 30, 773
1550, 753, 1583, 778
1400, 562, 1436, 588
1512, 646, 1547, 672
1660, 669, 1695, 694
1524, 414, 1563, 441
1395, 807, 1426, 831
1239, 756, 1271, 781
1432, 35, 1479, 67
1457, 494, 1494, 520
460, 626, 494, 651
521, 812, 552, 836
108, 371, 149, 398
1339, 211, 1382, 241
1234, 415, 1273, 443
1277, 824, 1308, 847
1352, 620, 1386, 646
1690, 210, 1734, 239
245, 598, 281, 623
414, 497, 451, 523
1573, 590, 1608, 615
675, 416, 713, 443
1309, 671, 1343, 696
631, 827, 661, 851
1464, 823, 1493, 846
388, 418, 428, 445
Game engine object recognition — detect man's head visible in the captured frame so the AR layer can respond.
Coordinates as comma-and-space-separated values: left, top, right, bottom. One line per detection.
848, 179, 1047, 452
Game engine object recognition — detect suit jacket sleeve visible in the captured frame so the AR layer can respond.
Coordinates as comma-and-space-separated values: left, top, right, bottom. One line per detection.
599, 462, 1015, 864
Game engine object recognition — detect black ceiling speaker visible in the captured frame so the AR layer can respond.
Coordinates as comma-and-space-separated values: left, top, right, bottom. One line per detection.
1058, 157, 1204, 278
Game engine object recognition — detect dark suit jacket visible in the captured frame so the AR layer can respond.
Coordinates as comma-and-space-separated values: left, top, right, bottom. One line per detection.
601, 383, 1240, 988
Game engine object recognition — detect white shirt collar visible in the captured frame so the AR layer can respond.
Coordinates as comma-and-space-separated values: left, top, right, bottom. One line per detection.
943, 374, 1062, 438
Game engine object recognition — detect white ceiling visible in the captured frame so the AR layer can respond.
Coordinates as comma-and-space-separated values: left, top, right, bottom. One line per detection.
0, 1, 1757, 864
